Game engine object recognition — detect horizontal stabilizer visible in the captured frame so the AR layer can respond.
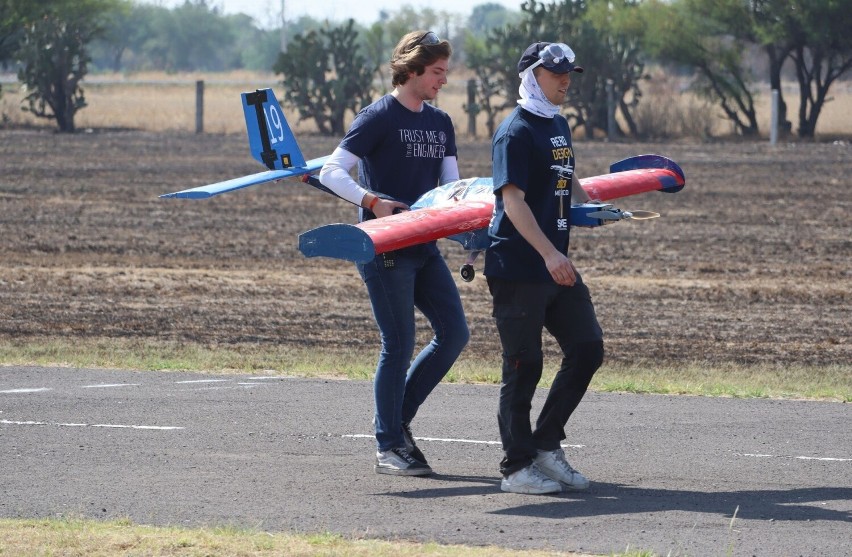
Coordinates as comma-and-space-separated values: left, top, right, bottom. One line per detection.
159, 156, 328, 199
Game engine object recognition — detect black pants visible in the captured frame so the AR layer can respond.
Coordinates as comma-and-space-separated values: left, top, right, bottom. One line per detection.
488, 276, 604, 477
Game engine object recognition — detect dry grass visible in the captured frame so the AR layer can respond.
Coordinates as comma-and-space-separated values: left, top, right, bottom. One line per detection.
753, 79, 852, 137
2, 337, 848, 401
3, 70, 851, 138
0, 518, 595, 557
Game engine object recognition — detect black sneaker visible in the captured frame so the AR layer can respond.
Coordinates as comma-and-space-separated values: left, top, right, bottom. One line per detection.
375, 447, 432, 476
402, 422, 428, 465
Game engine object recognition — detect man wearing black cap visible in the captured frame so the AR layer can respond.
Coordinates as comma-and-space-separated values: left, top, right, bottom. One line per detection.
485, 41, 604, 494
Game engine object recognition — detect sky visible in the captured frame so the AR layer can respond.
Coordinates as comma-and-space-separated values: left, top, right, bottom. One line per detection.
139, 0, 524, 28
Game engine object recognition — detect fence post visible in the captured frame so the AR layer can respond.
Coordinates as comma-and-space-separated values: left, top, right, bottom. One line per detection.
770, 89, 779, 146
195, 80, 204, 134
606, 79, 616, 140
465, 78, 479, 138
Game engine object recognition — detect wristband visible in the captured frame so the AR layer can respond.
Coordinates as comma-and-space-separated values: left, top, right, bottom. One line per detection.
367, 196, 379, 211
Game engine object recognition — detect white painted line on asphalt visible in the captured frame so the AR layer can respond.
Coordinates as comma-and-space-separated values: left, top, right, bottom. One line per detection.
1, 419, 183, 430
0, 388, 51, 394
81, 383, 141, 389
91, 424, 184, 430
343, 433, 499, 445
342, 433, 584, 449
738, 453, 851, 462
175, 379, 230, 384
187, 385, 259, 391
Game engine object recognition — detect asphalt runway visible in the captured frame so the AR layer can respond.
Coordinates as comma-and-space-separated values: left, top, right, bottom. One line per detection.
1, 366, 850, 556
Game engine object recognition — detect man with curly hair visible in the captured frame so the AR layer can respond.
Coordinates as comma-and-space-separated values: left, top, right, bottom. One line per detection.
319, 31, 469, 476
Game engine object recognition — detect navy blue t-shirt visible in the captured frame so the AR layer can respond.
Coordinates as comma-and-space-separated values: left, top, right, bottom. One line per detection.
485, 106, 577, 282
339, 95, 457, 211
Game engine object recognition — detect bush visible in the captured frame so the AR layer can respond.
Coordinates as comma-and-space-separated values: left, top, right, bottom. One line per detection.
633, 71, 715, 140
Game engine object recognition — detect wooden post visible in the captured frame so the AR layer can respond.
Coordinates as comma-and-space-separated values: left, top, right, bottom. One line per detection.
195, 80, 204, 134
466, 78, 478, 138
606, 80, 616, 140
770, 89, 779, 145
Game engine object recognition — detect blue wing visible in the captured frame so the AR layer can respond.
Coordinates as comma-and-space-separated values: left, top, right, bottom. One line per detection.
159, 156, 328, 199
160, 88, 325, 199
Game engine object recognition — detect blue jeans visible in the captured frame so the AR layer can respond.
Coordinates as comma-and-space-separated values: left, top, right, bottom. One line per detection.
358, 244, 469, 452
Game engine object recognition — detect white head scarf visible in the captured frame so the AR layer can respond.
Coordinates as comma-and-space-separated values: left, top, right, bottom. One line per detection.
517, 69, 560, 119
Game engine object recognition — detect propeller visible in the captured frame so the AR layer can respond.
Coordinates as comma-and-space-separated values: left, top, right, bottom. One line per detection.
585, 209, 660, 221
625, 210, 660, 220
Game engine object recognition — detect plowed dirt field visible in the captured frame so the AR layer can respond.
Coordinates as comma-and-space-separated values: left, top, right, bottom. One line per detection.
1, 131, 850, 370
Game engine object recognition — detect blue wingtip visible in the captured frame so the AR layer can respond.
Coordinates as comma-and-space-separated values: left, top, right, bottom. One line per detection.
298, 223, 375, 263
159, 158, 328, 200
610, 154, 685, 193
159, 191, 213, 199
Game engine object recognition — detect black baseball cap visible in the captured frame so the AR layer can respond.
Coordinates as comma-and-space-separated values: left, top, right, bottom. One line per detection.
517, 41, 584, 75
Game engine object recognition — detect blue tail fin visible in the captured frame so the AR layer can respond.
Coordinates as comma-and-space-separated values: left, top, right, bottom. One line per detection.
241, 88, 306, 171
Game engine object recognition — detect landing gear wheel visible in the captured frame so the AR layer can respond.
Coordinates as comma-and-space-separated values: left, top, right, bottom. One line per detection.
460, 264, 475, 282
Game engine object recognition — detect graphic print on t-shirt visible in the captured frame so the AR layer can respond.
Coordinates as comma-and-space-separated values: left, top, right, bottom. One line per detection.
549, 134, 574, 231
400, 128, 448, 159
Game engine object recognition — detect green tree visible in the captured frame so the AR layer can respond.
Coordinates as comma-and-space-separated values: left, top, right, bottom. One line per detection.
273, 20, 375, 135
159, 0, 237, 71
383, 6, 451, 50
647, 0, 852, 139
16, 0, 121, 132
464, 31, 519, 137
582, 0, 647, 137
467, 3, 517, 35
232, 17, 281, 71
642, 0, 760, 137
466, 0, 648, 139
785, 0, 852, 138
361, 22, 389, 92
1, 0, 24, 66
702, 0, 852, 138
1, 0, 47, 102
92, 0, 251, 72
109, 3, 175, 71
88, 0, 135, 71
749, 0, 798, 136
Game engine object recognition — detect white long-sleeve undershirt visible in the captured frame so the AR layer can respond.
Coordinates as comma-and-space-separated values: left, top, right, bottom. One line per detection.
318, 146, 460, 206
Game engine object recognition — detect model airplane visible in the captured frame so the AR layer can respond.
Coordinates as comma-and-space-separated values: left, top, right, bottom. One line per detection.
161, 88, 685, 281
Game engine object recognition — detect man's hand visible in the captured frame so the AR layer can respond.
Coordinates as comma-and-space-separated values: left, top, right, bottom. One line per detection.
544, 251, 577, 286
503, 184, 578, 287
571, 174, 591, 204
372, 197, 409, 217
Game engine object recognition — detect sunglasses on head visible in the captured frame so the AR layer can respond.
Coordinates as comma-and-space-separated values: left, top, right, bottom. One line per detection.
406, 31, 441, 52
524, 42, 576, 74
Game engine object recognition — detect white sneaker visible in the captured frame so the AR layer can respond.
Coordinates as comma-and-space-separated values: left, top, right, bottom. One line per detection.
500, 463, 562, 494
375, 447, 432, 476
534, 448, 590, 490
